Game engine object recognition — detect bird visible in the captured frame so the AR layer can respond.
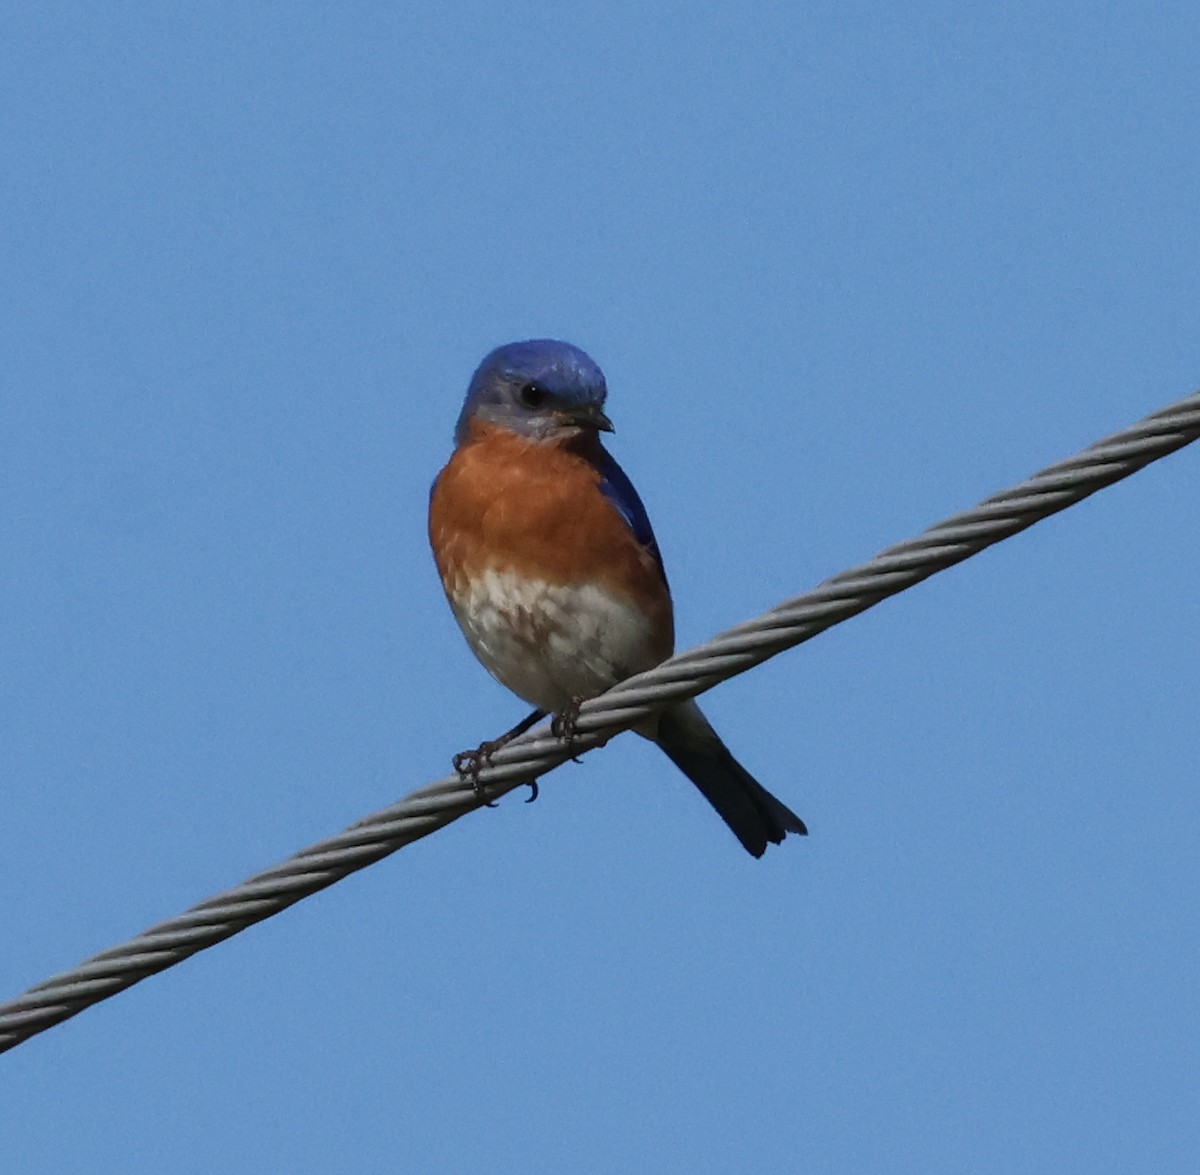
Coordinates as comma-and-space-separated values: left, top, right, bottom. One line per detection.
428, 339, 806, 856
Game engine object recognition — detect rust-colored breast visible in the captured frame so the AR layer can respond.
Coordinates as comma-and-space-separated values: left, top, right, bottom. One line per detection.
428, 422, 674, 650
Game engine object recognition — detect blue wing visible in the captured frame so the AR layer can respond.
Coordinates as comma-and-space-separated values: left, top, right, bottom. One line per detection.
594, 449, 668, 585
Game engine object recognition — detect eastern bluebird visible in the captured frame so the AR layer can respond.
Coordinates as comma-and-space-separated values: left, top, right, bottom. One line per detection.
428, 339, 806, 856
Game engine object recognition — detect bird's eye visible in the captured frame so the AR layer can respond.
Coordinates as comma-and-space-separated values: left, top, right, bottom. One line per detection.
518, 382, 549, 410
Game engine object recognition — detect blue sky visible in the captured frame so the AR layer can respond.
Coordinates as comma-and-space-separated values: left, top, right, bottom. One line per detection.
3, 3, 1198, 1172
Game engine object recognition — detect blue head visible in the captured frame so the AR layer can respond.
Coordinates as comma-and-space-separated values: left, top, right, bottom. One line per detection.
455, 339, 614, 445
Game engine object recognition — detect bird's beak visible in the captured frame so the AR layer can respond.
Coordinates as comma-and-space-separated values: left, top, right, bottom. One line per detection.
577, 404, 615, 433
556, 404, 614, 433
549, 405, 614, 439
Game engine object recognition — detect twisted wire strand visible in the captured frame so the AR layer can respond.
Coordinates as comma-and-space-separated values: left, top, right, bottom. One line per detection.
2, 390, 1197, 1054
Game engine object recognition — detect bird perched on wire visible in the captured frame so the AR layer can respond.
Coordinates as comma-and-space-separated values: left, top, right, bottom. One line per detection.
428, 339, 806, 856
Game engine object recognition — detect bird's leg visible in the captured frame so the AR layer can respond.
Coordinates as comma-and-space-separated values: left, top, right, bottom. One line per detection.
453, 708, 546, 805
551, 695, 587, 761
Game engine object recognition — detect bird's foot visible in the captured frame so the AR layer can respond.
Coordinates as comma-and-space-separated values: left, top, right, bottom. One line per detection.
452, 741, 506, 807
452, 708, 547, 806
551, 695, 587, 762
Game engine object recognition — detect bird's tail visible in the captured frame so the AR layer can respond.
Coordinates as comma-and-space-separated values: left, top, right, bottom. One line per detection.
652, 700, 807, 857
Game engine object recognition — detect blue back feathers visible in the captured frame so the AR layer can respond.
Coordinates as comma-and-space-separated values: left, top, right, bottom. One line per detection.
595, 449, 667, 583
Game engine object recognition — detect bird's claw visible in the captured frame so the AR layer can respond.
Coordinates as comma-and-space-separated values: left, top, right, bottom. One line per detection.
452, 743, 502, 807
453, 726, 542, 807
551, 696, 585, 748
454, 706, 563, 807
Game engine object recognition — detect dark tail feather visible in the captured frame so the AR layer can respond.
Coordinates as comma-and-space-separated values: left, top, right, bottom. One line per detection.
654, 702, 807, 858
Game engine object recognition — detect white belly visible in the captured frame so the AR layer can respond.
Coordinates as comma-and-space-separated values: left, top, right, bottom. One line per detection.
450, 569, 661, 712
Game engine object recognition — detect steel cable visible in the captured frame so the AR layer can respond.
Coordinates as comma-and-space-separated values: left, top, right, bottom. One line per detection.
2, 390, 1197, 1054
